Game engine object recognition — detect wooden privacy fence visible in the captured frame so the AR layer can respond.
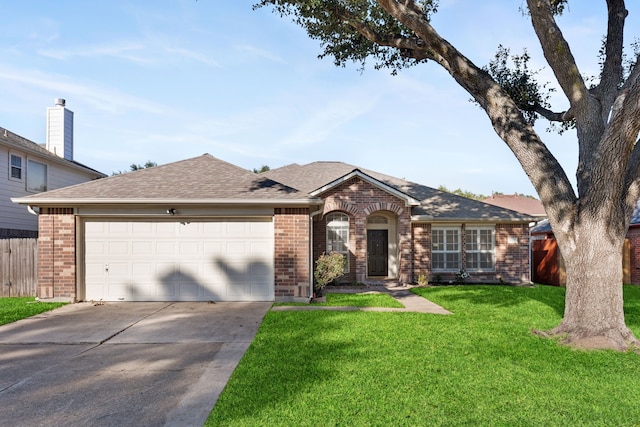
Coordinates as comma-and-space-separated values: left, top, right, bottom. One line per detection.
533, 238, 631, 286
1, 238, 38, 297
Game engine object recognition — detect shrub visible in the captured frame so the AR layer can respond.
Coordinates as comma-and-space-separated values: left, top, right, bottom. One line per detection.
417, 273, 429, 286
314, 252, 346, 292
455, 269, 470, 284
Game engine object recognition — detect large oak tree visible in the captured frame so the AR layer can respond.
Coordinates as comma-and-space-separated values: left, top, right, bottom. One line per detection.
257, 0, 640, 350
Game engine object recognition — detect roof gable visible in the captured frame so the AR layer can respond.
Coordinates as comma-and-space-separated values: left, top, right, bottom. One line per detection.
265, 161, 533, 222
309, 169, 421, 206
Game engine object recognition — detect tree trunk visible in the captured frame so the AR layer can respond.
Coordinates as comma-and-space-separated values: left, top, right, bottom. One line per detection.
550, 224, 639, 350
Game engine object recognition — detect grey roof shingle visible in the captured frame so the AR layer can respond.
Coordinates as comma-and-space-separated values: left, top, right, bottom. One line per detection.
16, 155, 534, 222
16, 154, 304, 202
0, 127, 105, 177
264, 161, 533, 221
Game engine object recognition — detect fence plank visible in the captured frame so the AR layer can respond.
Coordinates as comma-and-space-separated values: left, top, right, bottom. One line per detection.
0, 238, 38, 297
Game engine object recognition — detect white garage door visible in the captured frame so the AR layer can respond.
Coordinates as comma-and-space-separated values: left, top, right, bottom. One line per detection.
84, 219, 274, 302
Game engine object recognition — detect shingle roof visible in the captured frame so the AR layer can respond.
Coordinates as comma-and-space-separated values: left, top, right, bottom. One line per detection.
482, 194, 546, 216
15, 154, 305, 202
0, 127, 105, 177
264, 161, 533, 222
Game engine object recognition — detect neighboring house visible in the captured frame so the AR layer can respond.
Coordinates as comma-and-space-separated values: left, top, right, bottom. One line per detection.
13, 155, 533, 302
482, 194, 546, 218
1, 99, 105, 238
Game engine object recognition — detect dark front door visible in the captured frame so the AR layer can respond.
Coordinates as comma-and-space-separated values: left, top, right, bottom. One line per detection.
367, 230, 388, 276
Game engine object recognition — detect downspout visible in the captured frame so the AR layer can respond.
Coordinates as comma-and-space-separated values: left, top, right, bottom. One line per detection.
309, 206, 324, 301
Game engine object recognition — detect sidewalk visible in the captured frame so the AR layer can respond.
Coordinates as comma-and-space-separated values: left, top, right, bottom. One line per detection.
271, 283, 452, 315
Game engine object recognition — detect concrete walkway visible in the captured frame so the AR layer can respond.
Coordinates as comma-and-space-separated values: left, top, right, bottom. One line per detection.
271, 284, 452, 315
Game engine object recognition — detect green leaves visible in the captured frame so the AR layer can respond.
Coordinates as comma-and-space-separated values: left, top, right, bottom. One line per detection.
484, 45, 553, 126
255, 0, 437, 72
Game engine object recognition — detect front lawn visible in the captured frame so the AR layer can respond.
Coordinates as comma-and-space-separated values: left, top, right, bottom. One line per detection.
0, 297, 67, 326
207, 285, 640, 426
275, 292, 404, 308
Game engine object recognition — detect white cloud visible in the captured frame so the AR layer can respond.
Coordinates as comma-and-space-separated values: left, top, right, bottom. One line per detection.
164, 47, 221, 67
235, 44, 286, 63
38, 41, 151, 64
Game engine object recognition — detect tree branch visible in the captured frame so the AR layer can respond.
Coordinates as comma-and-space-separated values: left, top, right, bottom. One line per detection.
526, 0, 588, 112
594, 0, 627, 124
531, 104, 574, 122
336, 6, 433, 61
374, 0, 577, 226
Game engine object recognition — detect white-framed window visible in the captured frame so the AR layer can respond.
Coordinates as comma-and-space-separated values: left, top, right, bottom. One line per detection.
27, 159, 47, 192
465, 226, 495, 270
9, 154, 23, 180
432, 227, 461, 271
326, 212, 350, 272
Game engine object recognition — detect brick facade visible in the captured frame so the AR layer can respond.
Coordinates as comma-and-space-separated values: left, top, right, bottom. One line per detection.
37, 208, 76, 300
412, 222, 530, 284
626, 226, 640, 284
274, 208, 311, 301
313, 177, 412, 284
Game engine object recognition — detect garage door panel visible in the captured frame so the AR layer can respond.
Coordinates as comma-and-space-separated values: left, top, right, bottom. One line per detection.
85, 219, 275, 302
108, 241, 129, 256
132, 241, 153, 255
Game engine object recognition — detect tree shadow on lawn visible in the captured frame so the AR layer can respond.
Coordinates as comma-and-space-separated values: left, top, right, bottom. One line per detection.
208, 310, 383, 425
413, 284, 566, 318
415, 284, 640, 332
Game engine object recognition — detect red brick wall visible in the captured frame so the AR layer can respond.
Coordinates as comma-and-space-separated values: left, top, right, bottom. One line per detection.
314, 177, 412, 283
627, 227, 640, 284
494, 224, 530, 283
274, 208, 311, 300
37, 208, 76, 300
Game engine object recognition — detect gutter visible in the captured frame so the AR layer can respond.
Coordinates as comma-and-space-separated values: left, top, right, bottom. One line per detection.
12, 197, 323, 206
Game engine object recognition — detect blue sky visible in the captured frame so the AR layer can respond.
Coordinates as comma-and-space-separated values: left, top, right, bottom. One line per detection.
1, 1, 638, 196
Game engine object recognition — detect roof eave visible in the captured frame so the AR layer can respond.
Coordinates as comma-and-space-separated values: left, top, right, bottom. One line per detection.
12, 197, 324, 207
411, 215, 534, 223
2, 139, 106, 177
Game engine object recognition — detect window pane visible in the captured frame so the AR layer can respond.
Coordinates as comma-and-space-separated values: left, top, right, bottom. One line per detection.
432, 230, 443, 250
446, 253, 460, 269
480, 253, 494, 269
432, 253, 444, 270
465, 229, 478, 251
326, 213, 349, 272
10, 155, 22, 179
466, 252, 478, 269
27, 160, 47, 192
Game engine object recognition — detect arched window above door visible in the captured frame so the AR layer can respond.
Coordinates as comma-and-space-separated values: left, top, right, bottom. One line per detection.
367, 215, 388, 225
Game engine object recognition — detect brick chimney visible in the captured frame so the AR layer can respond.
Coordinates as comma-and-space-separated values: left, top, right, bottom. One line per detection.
46, 98, 73, 160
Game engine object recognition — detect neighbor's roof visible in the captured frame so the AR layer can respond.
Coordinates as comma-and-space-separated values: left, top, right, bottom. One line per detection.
482, 194, 546, 217
0, 127, 105, 178
532, 199, 640, 235
264, 161, 534, 222
13, 154, 314, 205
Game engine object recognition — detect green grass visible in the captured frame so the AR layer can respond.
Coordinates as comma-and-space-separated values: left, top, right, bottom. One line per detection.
0, 297, 67, 325
207, 285, 640, 426
274, 292, 404, 308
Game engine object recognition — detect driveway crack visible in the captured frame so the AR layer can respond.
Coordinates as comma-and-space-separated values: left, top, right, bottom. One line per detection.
77, 303, 174, 355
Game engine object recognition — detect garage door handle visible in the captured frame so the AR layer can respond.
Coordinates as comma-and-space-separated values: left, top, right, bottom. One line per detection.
105, 264, 109, 273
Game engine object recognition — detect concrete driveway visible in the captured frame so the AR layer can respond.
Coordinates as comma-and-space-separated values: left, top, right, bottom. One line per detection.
0, 301, 271, 427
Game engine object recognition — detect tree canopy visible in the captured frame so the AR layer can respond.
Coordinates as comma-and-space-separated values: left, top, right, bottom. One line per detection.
257, 0, 640, 350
